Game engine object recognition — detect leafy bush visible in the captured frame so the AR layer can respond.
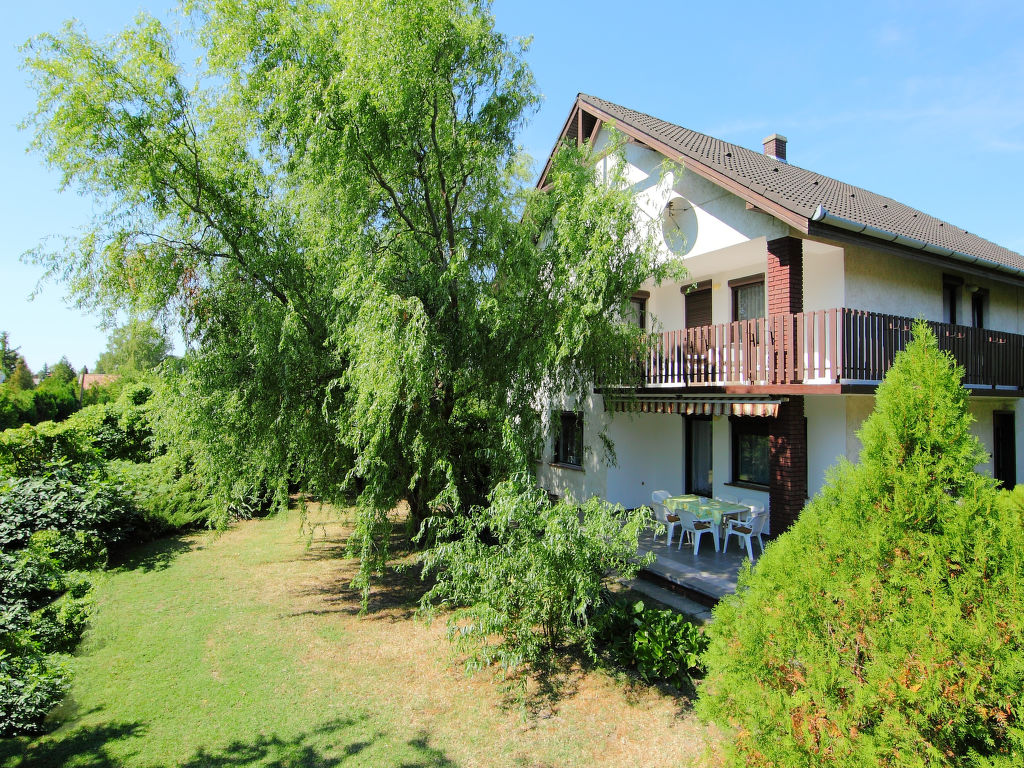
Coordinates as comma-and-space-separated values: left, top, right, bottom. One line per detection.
594, 598, 708, 688
0, 387, 38, 431
0, 466, 143, 556
698, 323, 1024, 767
0, 649, 68, 737
109, 454, 219, 530
0, 421, 98, 478
420, 479, 653, 673
0, 532, 95, 736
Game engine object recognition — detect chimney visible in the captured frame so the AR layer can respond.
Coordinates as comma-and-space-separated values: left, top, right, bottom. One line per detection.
763, 133, 787, 163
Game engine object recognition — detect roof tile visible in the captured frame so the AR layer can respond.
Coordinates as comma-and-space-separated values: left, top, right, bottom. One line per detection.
579, 94, 1024, 273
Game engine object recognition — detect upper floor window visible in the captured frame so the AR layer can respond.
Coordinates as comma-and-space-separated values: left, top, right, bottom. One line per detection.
971, 288, 987, 329
553, 411, 584, 467
628, 293, 648, 330
943, 276, 962, 325
730, 274, 766, 321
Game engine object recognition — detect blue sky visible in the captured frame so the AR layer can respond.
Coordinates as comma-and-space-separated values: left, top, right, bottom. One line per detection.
3, 0, 1024, 371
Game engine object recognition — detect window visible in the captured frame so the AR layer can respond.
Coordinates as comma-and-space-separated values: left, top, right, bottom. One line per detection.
730, 275, 766, 321
628, 296, 647, 330
731, 417, 769, 487
943, 276, 962, 324
971, 289, 986, 329
553, 411, 584, 467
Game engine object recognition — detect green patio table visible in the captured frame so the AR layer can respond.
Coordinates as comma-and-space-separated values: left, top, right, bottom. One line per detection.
663, 496, 750, 551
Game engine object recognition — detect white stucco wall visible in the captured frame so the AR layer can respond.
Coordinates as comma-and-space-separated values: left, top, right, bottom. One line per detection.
805, 395, 848, 497
844, 244, 1024, 333
803, 241, 846, 312
605, 411, 684, 507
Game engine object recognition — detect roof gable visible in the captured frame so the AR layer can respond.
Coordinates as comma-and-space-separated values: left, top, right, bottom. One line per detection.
541, 94, 1024, 277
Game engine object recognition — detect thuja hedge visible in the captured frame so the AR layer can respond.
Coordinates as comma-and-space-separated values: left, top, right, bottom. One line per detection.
698, 323, 1024, 767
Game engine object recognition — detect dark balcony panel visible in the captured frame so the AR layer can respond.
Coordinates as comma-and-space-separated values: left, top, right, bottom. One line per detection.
622, 309, 1024, 391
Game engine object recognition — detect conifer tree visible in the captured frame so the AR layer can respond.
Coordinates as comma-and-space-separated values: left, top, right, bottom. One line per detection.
9, 359, 34, 391
699, 322, 1024, 767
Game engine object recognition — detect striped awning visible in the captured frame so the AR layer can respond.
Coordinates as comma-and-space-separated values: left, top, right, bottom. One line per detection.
604, 395, 783, 417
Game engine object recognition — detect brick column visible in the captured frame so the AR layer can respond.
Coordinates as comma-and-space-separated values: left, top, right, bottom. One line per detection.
769, 396, 807, 534
767, 236, 806, 534
767, 236, 803, 315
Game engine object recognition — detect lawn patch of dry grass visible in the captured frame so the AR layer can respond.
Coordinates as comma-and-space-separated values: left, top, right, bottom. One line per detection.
1, 502, 722, 768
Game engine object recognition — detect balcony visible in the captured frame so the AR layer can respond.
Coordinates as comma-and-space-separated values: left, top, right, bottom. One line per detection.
633, 308, 1024, 391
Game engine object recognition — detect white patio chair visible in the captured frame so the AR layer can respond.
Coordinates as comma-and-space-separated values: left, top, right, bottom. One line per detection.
650, 490, 682, 547
677, 510, 719, 556
723, 509, 768, 561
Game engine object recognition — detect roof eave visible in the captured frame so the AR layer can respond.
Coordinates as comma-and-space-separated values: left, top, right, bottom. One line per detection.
810, 205, 1024, 281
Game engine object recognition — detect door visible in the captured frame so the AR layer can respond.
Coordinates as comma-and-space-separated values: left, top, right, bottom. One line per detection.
686, 416, 713, 497
993, 411, 1016, 489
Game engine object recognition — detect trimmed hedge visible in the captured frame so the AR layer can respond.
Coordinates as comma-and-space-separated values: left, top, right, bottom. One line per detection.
698, 323, 1024, 767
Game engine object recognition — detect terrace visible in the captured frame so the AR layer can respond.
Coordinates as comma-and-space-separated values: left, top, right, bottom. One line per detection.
629, 308, 1024, 394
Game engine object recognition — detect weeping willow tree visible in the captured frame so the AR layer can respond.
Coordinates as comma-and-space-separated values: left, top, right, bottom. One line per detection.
22, 0, 674, 593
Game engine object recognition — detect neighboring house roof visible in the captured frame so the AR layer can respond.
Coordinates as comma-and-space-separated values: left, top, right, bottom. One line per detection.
80, 373, 120, 390
543, 93, 1024, 277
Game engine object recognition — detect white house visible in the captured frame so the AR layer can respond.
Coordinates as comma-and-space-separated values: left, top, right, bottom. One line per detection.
536, 94, 1024, 535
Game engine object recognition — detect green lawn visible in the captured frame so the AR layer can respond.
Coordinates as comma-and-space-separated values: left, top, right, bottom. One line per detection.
1, 505, 720, 767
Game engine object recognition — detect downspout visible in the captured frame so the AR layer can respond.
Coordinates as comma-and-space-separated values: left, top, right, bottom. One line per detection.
810, 205, 1024, 278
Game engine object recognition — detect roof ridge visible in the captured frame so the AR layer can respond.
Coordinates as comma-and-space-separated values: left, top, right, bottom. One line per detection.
574, 93, 1024, 274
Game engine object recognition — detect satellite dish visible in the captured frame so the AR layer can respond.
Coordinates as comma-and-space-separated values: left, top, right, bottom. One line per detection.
662, 192, 696, 255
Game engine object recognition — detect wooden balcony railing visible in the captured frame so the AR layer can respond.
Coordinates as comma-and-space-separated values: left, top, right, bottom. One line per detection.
638, 308, 1024, 389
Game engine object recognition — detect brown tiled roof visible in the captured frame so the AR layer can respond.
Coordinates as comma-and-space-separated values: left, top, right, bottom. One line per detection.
80, 373, 120, 390
578, 94, 1024, 275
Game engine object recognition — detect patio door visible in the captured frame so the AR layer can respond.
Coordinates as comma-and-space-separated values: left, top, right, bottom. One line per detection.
993, 411, 1016, 489
686, 416, 713, 497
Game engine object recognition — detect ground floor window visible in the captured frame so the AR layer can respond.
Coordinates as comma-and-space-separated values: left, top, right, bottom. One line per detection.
553, 411, 584, 467
731, 417, 770, 487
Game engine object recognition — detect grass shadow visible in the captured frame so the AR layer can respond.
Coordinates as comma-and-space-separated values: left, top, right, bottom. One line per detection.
171, 718, 459, 768
108, 535, 196, 573
0, 721, 147, 768
289, 559, 429, 623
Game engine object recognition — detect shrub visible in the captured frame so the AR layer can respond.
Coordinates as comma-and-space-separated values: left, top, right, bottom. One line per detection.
0, 650, 68, 737
0, 422, 98, 478
698, 322, 1024, 767
0, 532, 94, 735
594, 598, 708, 688
108, 454, 218, 530
0, 467, 143, 555
420, 478, 654, 674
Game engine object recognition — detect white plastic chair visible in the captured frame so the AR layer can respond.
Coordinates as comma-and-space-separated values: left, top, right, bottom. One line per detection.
723, 509, 768, 561
650, 490, 682, 547
677, 510, 719, 556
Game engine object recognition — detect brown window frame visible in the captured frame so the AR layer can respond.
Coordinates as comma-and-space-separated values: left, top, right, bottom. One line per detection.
730, 416, 770, 489
729, 274, 766, 322
553, 411, 584, 468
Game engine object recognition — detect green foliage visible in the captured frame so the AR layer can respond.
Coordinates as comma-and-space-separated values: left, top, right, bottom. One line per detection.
420, 479, 654, 673
0, 650, 68, 737
0, 333, 19, 379
0, 531, 96, 736
0, 343, 80, 430
0, 467, 142, 555
594, 599, 709, 688
47, 357, 77, 385
93, 319, 171, 376
0, 387, 37, 432
21, 0, 677, 602
698, 322, 1024, 767
0, 421, 97, 477
9, 360, 34, 392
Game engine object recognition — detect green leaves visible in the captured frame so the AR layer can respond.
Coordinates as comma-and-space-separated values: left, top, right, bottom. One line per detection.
21, 0, 674, 606
698, 324, 1024, 767
419, 479, 654, 673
